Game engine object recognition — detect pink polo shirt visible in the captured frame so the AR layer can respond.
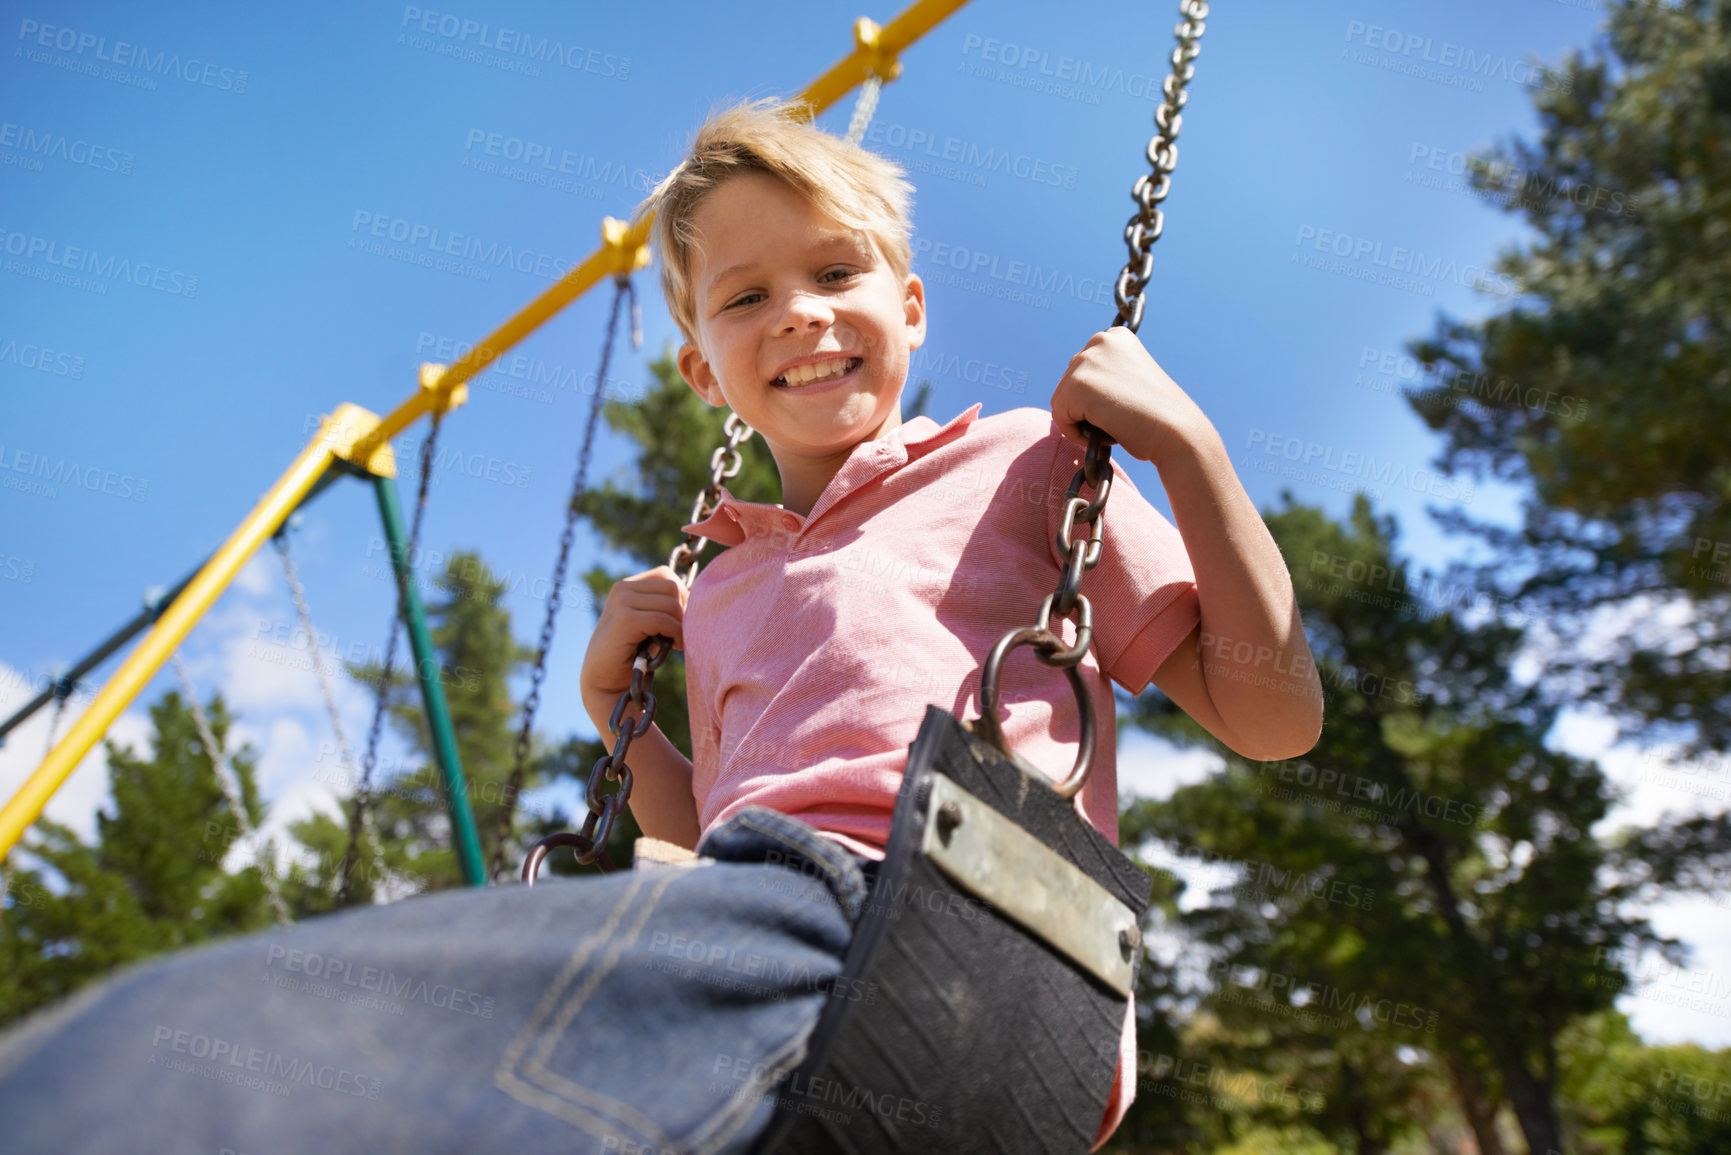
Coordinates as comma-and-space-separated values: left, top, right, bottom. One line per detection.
681, 402, 1200, 1148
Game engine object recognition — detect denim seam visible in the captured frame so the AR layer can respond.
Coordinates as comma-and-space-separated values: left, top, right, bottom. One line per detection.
734, 812, 865, 925
683, 1021, 811, 1155
494, 870, 684, 1148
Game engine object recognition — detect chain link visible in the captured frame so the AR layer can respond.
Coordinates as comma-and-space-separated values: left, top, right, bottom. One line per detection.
975, 0, 1206, 797
274, 533, 388, 900
42, 686, 69, 762
844, 72, 884, 146
523, 406, 754, 883
495, 278, 637, 879
338, 412, 442, 907
518, 8, 1203, 874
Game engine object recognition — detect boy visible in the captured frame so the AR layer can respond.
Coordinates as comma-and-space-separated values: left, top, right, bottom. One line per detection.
0, 97, 1321, 1155
582, 97, 1324, 1149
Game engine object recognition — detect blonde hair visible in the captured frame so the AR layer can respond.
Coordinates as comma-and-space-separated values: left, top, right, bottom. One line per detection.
633, 96, 915, 345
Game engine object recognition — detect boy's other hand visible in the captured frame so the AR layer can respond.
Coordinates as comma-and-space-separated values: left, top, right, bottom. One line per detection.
1050, 327, 1218, 471
580, 565, 687, 723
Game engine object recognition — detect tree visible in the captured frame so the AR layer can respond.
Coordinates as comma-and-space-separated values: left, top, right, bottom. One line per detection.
1403, 0, 1731, 758
1118, 492, 1683, 1155
0, 690, 279, 1027
287, 549, 534, 900
1558, 1010, 1731, 1154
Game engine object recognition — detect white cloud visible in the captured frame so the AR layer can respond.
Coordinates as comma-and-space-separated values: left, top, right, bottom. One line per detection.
1117, 727, 1224, 802
0, 661, 150, 845
1617, 896, 1731, 1047
1116, 694, 1731, 1049
1, 559, 389, 878
231, 550, 277, 598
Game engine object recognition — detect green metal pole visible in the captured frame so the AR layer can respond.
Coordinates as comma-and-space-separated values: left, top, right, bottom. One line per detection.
373, 475, 487, 888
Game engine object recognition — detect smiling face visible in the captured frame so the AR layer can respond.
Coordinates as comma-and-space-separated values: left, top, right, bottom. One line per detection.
676, 170, 926, 511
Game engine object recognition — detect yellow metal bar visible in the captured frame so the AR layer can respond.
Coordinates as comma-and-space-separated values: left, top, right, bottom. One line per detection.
349, 0, 974, 471
2, 0, 975, 856
0, 405, 392, 859
798, 0, 973, 117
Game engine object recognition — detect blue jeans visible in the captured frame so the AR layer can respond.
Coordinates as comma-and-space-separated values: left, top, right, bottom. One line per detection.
0, 807, 875, 1155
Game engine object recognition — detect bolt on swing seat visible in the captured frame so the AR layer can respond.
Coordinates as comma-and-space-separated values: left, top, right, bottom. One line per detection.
748, 703, 1152, 1154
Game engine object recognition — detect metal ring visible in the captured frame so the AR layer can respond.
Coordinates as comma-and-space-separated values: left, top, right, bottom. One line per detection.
521, 831, 608, 885
974, 625, 1097, 799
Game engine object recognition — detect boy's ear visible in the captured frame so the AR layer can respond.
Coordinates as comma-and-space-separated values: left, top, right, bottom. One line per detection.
677, 341, 724, 406
903, 272, 928, 352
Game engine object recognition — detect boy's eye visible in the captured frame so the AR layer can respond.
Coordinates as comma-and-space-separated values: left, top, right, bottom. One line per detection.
723, 269, 857, 310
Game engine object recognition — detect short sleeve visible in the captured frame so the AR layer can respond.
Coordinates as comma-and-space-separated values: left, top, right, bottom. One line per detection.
1045, 426, 1200, 696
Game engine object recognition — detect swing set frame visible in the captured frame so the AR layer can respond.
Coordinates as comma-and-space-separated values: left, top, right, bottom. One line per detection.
0, 0, 975, 875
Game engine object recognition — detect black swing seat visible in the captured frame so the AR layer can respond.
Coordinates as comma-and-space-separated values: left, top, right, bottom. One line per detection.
753, 704, 1153, 1155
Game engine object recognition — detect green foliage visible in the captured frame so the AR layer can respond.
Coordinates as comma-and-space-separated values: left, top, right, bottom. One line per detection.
313, 548, 534, 888
0, 691, 280, 1027
1559, 1011, 1731, 1154
1113, 492, 1672, 1155
1402, 0, 1731, 758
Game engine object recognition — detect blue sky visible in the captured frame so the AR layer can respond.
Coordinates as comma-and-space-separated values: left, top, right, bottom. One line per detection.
10, 0, 1726, 1042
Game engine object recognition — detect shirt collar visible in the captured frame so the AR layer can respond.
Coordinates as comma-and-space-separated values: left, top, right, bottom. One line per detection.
681, 402, 985, 547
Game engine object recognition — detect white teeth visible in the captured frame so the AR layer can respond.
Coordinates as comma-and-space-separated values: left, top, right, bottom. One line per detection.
777, 357, 858, 387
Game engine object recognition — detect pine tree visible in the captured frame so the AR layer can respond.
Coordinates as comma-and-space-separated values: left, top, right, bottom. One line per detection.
1117, 492, 1685, 1155
288, 549, 533, 899
1402, 0, 1731, 757
0, 690, 279, 1027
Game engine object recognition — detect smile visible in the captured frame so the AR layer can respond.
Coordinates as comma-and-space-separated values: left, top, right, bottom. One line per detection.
772, 356, 863, 388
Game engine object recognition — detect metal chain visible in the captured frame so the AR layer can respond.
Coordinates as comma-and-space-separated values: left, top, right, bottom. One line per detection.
273, 533, 388, 899
975, 0, 1206, 796
492, 277, 638, 880
522, 405, 754, 884
171, 653, 293, 927
42, 686, 69, 761
1112, 2, 1205, 334
16, 681, 74, 903
844, 72, 884, 146
337, 414, 443, 907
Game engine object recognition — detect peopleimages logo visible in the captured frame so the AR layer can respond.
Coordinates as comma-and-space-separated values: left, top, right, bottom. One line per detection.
0, 228, 199, 296
1294, 226, 1519, 298
349, 211, 571, 282
911, 236, 1116, 307
398, 7, 630, 79
15, 19, 249, 93
0, 444, 147, 501
0, 120, 133, 174
1342, 20, 1571, 94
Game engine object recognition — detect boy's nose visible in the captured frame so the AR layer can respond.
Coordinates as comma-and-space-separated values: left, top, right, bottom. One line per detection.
777, 292, 834, 332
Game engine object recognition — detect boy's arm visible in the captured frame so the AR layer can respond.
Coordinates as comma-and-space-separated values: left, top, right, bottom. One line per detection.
1146, 426, 1324, 762
582, 696, 703, 851
1049, 328, 1323, 762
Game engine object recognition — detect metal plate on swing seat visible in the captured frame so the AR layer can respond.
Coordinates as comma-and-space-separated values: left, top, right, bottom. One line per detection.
919, 773, 1139, 997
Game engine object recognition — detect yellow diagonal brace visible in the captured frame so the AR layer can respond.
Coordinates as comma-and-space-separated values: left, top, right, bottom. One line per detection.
1, 0, 975, 857
0, 404, 389, 859
347, 0, 973, 472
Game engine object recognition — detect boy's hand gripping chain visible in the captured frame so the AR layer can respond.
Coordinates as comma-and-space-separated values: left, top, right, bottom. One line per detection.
973, 0, 1206, 793
522, 412, 755, 882
524, 1, 1205, 878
